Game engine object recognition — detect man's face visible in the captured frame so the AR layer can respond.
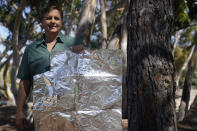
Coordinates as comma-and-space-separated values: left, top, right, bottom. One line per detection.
42, 9, 62, 34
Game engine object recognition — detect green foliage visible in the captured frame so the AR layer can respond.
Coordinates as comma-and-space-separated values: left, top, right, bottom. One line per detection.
174, 0, 190, 29
107, 9, 123, 38
0, 85, 7, 99
174, 0, 197, 31
0, 2, 16, 31
174, 46, 189, 72
179, 68, 188, 88
174, 23, 196, 74
179, 26, 196, 47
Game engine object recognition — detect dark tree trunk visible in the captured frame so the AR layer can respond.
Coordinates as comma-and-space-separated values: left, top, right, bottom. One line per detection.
121, 9, 128, 119
178, 31, 197, 121
126, 0, 177, 131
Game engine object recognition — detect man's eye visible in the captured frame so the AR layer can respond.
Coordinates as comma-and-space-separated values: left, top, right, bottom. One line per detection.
45, 17, 51, 20
54, 17, 60, 20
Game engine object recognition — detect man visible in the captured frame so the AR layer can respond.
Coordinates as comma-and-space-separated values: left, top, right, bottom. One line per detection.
16, 4, 83, 130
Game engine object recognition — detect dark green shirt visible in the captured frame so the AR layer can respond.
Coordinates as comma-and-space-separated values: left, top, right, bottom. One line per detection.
17, 34, 82, 81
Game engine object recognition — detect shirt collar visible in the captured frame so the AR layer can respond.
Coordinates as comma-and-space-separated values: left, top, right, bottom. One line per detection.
36, 33, 64, 46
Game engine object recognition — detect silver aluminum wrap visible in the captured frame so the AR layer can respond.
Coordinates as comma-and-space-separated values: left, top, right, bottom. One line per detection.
33, 49, 122, 131
75, 109, 122, 131
33, 111, 76, 131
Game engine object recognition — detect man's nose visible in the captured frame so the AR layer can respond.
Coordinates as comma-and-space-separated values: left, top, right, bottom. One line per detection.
51, 18, 55, 23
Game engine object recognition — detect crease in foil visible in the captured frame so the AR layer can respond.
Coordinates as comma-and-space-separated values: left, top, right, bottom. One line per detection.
33, 49, 123, 131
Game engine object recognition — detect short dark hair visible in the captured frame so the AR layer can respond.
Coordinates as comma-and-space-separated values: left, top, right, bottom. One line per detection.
41, 4, 63, 21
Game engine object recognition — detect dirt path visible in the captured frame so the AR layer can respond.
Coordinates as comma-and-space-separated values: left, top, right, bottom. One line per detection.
0, 105, 16, 131
0, 101, 33, 131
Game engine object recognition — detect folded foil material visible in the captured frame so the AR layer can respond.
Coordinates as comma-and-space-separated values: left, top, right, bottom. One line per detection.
76, 76, 121, 110
33, 111, 76, 131
33, 49, 122, 131
34, 109, 122, 131
75, 109, 122, 131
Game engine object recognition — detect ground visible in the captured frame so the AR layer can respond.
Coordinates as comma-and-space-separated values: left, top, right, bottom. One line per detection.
0, 105, 16, 131
0, 89, 196, 131
0, 100, 33, 131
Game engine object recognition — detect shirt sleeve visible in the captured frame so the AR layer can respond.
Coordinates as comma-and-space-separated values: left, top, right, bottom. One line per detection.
17, 47, 31, 80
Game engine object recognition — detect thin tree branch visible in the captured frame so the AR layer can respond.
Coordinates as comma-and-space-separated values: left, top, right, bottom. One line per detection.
0, 54, 13, 70
176, 45, 195, 89
100, 0, 108, 49
172, 31, 181, 57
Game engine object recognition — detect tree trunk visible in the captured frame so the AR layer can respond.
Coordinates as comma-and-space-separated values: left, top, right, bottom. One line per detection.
108, 34, 120, 49
76, 0, 97, 47
108, 9, 128, 49
0, 54, 13, 70
178, 29, 197, 122
3, 61, 16, 106
127, 0, 177, 131
121, 9, 128, 119
100, 0, 108, 49
10, 0, 26, 97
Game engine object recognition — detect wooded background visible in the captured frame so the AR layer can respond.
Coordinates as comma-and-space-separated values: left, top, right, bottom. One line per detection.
0, 0, 197, 131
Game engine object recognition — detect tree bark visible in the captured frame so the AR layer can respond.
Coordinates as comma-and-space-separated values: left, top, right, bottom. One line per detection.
172, 31, 181, 57
3, 61, 16, 106
100, 0, 108, 49
76, 0, 97, 47
108, 8, 128, 49
0, 54, 13, 70
127, 0, 177, 131
11, 0, 26, 97
108, 34, 120, 49
178, 29, 197, 122
121, 9, 128, 119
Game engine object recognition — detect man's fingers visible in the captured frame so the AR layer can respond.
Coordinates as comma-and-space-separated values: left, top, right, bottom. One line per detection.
23, 119, 29, 128
16, 118, 29, 130
16, 119, 25, 129
122, 119, 128, 129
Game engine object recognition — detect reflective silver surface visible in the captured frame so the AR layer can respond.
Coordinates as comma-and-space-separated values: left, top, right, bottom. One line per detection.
33, 49, 122, 131
75, 109, 122, 131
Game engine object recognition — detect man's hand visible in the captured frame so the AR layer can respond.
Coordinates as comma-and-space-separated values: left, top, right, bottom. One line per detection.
16, 111, 28, 130
70, 45, 84, 53
16, 80, 30, 130
122, 119, 128, 129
